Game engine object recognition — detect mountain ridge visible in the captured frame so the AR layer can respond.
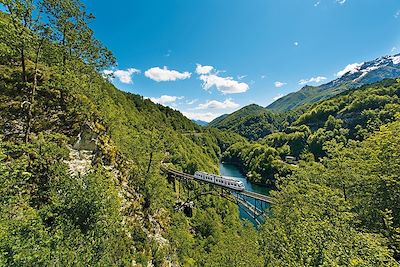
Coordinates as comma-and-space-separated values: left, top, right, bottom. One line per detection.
267, 54, 400, 112
208, 54, 400, 140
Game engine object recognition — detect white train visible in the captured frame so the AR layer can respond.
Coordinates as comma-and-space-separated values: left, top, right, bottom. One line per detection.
194, 171, 245, 191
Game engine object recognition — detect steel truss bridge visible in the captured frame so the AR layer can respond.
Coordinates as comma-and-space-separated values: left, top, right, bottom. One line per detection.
162, 167, 274, 225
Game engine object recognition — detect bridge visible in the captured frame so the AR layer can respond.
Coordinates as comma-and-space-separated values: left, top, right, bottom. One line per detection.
162, 167, 274, 225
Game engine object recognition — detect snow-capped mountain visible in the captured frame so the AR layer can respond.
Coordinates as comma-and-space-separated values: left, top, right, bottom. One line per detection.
333, 54, 400, 85
267, 54, 400, 112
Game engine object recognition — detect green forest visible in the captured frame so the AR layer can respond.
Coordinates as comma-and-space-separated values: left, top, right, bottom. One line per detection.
0, 0, 399, 266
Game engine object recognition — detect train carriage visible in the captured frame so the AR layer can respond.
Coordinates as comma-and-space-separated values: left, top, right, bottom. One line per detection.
194, 171, 245, 191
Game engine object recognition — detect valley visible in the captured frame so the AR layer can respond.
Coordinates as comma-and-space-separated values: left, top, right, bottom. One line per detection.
0, 1, 399, 266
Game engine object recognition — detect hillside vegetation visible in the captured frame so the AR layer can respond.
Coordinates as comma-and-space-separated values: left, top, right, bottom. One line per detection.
221, 80, 400, 265
0, 2, 259, 266
211, 55, 400, 140
209, 104, 305, 141
222, 79, 400, 184
262, 119, 400, 265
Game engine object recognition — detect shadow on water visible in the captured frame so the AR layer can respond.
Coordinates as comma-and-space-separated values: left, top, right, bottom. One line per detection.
219, 162, 272, 225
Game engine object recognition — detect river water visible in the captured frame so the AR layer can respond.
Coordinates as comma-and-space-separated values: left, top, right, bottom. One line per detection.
219, 162, 272, 224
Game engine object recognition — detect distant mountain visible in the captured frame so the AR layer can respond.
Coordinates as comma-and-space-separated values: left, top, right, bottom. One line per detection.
209, 104, 265, 129
267, 54, 400, 112
192, 119, 209, 126
208, 114, 228, 126
208, 54, 400, 140
208, 104, 303, 140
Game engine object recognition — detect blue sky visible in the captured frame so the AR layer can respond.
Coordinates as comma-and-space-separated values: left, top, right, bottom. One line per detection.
84, 0, 400, 122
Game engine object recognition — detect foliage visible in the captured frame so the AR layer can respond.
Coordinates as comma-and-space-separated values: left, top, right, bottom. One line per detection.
0, 4, 260, 265
260, 119, 400, 265
226, 79, 400, 186
1, 1, 400, 265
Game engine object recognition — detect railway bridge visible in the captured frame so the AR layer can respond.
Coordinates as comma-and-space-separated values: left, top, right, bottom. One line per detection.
162, 167, 274, 225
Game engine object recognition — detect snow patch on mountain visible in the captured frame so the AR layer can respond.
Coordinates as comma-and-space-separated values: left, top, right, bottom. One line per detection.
337, 63, 364, 77
391, 55, 400, 65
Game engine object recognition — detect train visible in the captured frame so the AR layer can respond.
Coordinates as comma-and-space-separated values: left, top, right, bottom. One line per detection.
194, 171, 245, 191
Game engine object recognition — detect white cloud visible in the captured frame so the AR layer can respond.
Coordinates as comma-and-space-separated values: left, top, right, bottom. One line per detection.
195, 99, 240, 110
196, 64, 214, 75
395, 10, 400, 19
147, 95, 184, 106
102, 68, 140, 84
186, 99, 198, 105
336, 62, 363, 77
298, 76, 327, 85
145, 66, 191, 82
182, 111, 222, 122
273, 94, 284, 101
196, 65, 249, 94
294, 42, 299, 46
336, 0, 346, 4
391, 47, 397, 53
237, 75, 247, 80
261, 75, 266, 79
199, 74, 249, 94
274, 81, 287, 88
314, 1, 320, 7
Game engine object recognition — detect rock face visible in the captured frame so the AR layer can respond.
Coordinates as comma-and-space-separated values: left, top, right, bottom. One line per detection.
63, 123, 98, 176
73, 123, 98, 151
65, 147, 94, 176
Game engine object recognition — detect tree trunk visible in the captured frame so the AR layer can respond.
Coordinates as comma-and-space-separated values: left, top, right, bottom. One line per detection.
146, 151, 153, 174
25, 42, 42, 143
343, 184, 347, 202
62, 27, 67, 67
21, 45, 27, 83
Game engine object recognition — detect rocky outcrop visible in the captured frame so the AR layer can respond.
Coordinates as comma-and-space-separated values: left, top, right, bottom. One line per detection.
73, 123, 98, 151
65, 146, 94, 176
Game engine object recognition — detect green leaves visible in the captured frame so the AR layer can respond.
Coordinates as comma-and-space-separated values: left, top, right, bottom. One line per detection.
261, 118, 400, 265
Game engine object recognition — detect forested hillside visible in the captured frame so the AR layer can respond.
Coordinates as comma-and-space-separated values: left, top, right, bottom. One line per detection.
211, 55, 400, 140
220, 79, 400, 265
209, 104, 305, 140
0, 2, 258, 266
221, 79, 400, 185
261, 119, 400, 265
